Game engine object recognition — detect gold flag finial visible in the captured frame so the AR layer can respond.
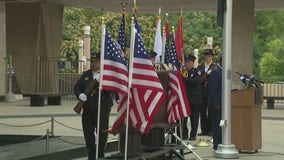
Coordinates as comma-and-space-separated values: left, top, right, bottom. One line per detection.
101, 17, 105, 24
171, 26, 175, 33
131, 16, 134, 24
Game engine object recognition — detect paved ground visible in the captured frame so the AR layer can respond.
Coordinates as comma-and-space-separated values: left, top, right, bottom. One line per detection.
0, 96, 284, 160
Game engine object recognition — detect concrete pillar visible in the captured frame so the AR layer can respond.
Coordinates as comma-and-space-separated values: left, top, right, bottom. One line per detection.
78, 39, 84, 74
0, 2, 6, 101
231, 0, 255, 89
83, 26, 91, 71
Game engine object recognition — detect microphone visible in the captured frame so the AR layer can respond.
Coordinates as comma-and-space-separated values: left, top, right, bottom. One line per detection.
233, 70, 263, 88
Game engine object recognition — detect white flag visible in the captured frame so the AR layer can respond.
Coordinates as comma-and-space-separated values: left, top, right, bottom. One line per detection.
154, 16, 162, 63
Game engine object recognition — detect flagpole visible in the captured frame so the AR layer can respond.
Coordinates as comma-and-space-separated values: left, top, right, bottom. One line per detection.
123, 17, 135, 160
162, 27, 166, 64
162, 13, 169, 64
96, 17, 106, 159
215, 0, 238, 158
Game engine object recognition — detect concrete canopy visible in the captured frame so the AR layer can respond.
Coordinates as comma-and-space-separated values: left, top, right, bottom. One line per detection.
5, 0, 284, 12
1, 0, 284, 96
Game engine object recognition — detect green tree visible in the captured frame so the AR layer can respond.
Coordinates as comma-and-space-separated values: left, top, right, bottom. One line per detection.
260, 39, 284, 82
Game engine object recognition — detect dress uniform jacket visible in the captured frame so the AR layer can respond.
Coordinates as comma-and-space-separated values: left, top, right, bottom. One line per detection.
198, 63, 216, 135
73, 69, 113, 159
183, 68, 203, 105
208, 65, 222, 150
182, 68, 203, 139
73, 69, 113, 112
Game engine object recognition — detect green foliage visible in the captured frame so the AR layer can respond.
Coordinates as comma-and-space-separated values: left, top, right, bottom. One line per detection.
61, 8, 222, 63
260, 39, 284, 82
254, 10, 284, 54
61, 7, 284, 82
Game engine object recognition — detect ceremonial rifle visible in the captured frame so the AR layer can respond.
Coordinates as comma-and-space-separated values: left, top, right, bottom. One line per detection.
73, 79, 98, 114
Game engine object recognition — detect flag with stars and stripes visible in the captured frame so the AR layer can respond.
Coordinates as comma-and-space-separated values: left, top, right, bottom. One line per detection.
167, 71, 191, 124
102, 28, 129, 134
117, 11, 127, 57
102, 29, 128, 96
129, 19, 166, 133
169, 32, 180, 69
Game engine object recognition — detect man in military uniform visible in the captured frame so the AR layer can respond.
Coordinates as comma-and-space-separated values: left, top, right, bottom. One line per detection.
182, 54, 203, 141
73, 53, 113, 159
198, 46, 216, 136
148, 50, 158, 65
208, 55, 222, 150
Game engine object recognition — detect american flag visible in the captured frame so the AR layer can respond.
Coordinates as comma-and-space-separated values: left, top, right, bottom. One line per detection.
167, 71, 191, 124
102, 29, 128, 96
164, 33, 179, 69
103, 29, 129, 134
164, 40, 171, 65
117, 11, 126, 57
128, 17, 166, 133
169, 32, 180, 69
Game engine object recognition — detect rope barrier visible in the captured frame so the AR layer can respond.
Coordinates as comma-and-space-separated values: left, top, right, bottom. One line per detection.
0, 117, 82, 132
53, 118, 83, 131
54, 136, 85, 145
0, 120, 51, 127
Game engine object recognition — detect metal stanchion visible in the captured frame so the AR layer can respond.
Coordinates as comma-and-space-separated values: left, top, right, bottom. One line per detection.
46, 129, 50, 155
50, 117, 54, 137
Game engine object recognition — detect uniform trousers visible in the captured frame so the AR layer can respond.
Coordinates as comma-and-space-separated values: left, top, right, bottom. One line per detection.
200, 97, 212, 134
82, 110, 110, 159
212, 108, 222, 150
183, 103, 200, 139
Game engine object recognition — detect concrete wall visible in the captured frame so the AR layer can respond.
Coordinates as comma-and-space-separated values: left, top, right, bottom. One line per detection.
6, 2, 63, 94
231, 0, 255, 89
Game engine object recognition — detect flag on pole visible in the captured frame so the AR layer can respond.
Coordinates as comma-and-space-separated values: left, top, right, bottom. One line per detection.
117, 10, 127, 57
129, 16, 166, 133
175, 15, 183, 61
169, 32, 180, 69
167, 71, 190, 124
154, 15, 162, 63
165, 14, 169, 41
163, 14, 170, 64
102, 28, 129, 134
166, 27, 190, 124
102, 29, 128, 96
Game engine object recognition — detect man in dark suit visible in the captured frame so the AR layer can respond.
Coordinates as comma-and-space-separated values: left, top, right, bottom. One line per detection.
208, 56, 222, 150
182, 54, 203, 141
73, 53, 113, 159
198, 47, 216, 136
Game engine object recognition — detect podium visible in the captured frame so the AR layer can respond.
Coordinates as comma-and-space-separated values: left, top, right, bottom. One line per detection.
231, 87, 263, 152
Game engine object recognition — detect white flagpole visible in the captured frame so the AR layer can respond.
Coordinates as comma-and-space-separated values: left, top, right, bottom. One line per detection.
162, 27, 166, 64
95, 17, 106, 159
123, 17, 135, 160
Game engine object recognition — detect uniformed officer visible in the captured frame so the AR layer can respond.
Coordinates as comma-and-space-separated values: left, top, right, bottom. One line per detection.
182, 54, 203, 141
148, 50, 158, 65
208, 55, 222, 150
73, 53, 113, 159
197, 45, 216, 136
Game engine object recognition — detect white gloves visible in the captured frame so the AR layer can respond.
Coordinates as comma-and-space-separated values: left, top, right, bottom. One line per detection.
93, 73, 100, 81
79, 93, 87, 102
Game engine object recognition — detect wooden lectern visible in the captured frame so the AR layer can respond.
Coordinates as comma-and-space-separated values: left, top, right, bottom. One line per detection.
231, 86, 263, 152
